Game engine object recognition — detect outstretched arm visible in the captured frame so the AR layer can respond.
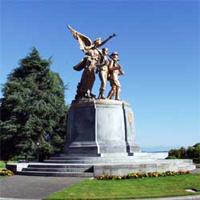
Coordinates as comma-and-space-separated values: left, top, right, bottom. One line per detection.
98, 33, 116, 47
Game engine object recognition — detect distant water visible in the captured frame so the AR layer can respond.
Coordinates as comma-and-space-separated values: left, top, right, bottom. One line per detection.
141, 146, 179, 153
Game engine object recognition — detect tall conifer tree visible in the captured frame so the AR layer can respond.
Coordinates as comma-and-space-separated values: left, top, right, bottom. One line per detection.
0, 48, 67, 161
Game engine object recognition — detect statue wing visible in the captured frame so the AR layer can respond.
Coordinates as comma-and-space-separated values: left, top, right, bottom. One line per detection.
67, 25, 92, 51
73, 58, 87, 71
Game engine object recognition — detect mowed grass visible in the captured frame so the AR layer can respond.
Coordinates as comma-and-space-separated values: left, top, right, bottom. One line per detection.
46, 174, 200, 200
0, 161, 5, 168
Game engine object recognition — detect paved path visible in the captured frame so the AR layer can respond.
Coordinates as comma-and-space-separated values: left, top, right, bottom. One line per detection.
0, 173, 200, 200
0, 175, 85, 199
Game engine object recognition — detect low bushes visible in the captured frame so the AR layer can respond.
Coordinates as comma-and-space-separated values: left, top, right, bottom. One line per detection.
96, 170, 190, 180
168, 143, 200, 163
0, 168, 14, 176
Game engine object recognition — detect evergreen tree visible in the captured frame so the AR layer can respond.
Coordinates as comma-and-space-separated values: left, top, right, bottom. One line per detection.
0, 48, 67, 161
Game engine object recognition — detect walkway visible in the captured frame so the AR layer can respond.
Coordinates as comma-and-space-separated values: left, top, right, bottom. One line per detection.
1, 170, 200, 200
0, 175, 85, 199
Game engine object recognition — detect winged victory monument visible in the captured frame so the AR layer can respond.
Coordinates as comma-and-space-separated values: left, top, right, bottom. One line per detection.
5, 26, 196, 177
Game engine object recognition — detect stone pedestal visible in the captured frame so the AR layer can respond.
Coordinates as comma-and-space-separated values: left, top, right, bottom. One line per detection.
8, 99, 196, 176
65, 99, 140, 157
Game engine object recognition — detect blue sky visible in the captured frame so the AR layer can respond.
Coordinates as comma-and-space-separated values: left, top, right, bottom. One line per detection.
1, 0, 199, 148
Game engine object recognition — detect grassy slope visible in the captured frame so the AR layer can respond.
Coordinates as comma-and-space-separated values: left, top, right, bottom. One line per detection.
46, 174, 200, 199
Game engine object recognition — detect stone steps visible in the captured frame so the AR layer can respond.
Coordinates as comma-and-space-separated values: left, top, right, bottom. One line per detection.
6, 150, 195, 177
28, 164, 92, 168
47, 157, 100, 161
43, 158, 156, 164
45, 152, 168, 164
22, 167, 93, 173
7, 158, 196, 177
44, 154, 152, 164
18, 163, 94, 177
17, 171, 93, 177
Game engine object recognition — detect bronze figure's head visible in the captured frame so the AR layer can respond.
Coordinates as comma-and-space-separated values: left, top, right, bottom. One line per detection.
111, 51, 119, 61
94, 38, 102, 46
102, 48, 109, 55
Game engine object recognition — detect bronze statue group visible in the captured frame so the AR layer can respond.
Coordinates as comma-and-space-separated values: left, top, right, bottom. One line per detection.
68, 25, 124, 101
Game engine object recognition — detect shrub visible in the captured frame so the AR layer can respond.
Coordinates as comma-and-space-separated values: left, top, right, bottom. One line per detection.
95, 171, 189, 180
0, 168, 14, 176
168, 143, 200, 163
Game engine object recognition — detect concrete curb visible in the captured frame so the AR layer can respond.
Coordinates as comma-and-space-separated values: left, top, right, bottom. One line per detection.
1, 195, 200, 200
133, 195, 200, 200
0, 198, 40, 200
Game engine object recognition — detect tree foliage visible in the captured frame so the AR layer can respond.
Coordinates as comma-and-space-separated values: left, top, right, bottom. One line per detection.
0, 48, 67, 161
168, 143, 200, 163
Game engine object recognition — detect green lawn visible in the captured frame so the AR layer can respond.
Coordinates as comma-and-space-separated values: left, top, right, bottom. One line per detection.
0, 161, 5, 168
0, 161, 7, 178
46, 174, 200, 200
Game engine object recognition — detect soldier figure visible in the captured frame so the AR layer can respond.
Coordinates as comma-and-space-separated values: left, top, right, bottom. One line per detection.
107, 52, 124, 100
97, 48, 110, 99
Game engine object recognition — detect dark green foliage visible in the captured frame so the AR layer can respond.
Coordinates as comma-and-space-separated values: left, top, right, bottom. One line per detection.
0, 48, 67, 161
168, 143, 200, 163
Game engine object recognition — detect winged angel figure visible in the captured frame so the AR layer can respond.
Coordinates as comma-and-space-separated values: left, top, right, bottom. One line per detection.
67, 25, 116, 100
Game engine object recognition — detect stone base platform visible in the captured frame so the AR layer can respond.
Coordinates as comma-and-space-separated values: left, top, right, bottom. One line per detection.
93, 159, 195, 176
6, 152, 196, 177
6, 100, 196, 176
43, 152, 169, 164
